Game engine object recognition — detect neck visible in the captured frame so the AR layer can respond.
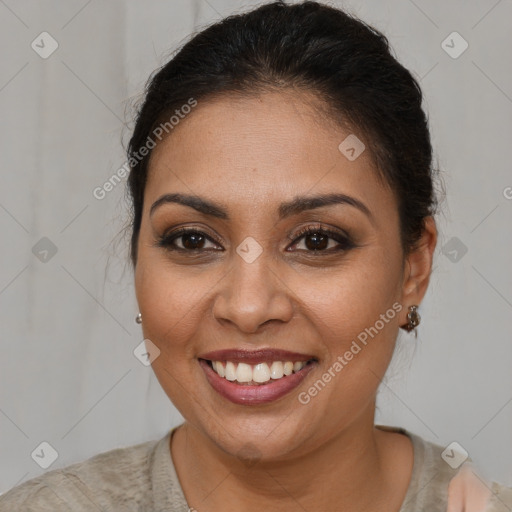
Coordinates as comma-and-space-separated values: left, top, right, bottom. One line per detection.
170, 411, 407, 511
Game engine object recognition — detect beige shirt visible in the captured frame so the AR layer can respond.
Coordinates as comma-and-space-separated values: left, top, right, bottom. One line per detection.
1, 425, 511, 511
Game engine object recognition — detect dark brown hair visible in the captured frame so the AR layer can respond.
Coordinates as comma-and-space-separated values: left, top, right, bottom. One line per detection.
125, 0, 440, 267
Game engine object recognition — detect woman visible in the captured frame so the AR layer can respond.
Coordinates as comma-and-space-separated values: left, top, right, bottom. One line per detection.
1, 1, 511, 511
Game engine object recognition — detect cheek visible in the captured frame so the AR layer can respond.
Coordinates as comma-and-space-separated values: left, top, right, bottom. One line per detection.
292, 251, 403, 409
296, 252, 402, 342
134, 260, 212, 417
134, 258, 207, 358
293, 265, 402, 428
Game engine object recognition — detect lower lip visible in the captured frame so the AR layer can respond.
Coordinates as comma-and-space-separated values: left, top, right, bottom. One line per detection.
199, 359, 316, 405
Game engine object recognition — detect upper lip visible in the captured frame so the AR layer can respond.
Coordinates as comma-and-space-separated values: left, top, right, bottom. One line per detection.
198, 348, 317, 365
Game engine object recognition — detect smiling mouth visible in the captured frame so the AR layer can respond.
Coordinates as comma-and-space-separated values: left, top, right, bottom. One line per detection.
197, 348, 318, 404
200, 358, 317, 385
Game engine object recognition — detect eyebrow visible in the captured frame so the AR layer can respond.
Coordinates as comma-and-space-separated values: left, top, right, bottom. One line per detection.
149, 192, 373, 222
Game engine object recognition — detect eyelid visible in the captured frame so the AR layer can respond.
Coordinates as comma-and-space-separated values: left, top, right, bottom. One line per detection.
160, 225, 223, 245
288, 222, 351, 241
286, 223, 354, 252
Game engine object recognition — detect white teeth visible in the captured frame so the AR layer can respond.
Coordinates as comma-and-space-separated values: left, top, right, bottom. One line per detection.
253, 363, 271, 383
225, 361, 237, 381
293, 361, 305, 372
216, 361, 225, 378
210, 359, 311, 383
236, 363, 253, 383
270, 361, 284, 379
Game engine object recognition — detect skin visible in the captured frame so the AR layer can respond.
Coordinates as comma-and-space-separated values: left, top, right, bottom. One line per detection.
134, 89, 438, 511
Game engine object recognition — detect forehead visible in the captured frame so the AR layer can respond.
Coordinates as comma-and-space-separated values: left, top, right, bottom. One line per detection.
144, 91, 396, 220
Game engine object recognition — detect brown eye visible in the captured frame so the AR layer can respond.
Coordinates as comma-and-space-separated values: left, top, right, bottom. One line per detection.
155, 224, 355, 255
289, 225, 355, 253
156, 228, 221, 252
299, 232, 331, 250
178, 232, 207, 250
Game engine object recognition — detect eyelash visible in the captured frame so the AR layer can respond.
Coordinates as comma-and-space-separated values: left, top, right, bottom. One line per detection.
289, 225, 355, 253
155, 224, 355, 255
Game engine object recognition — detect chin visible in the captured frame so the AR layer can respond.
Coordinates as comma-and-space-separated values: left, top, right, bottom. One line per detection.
201, 413, 315, 463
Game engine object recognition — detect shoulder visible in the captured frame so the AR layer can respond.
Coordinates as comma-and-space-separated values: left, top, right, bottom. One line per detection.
0, 436, 165, 511
444, 463, 512, 512
382, 426, 512, 512
396, 428, 464, 511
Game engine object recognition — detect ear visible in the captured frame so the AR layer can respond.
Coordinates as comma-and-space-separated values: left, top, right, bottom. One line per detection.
400, 216, 437, 321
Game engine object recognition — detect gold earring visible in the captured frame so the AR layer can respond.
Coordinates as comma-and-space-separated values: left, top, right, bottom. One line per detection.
400, 305, 420, 332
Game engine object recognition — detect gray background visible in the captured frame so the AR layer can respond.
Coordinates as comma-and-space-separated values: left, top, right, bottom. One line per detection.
1, 0, 511, 494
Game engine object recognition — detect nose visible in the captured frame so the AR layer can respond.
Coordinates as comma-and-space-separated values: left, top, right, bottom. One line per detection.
212, 250, 295, 334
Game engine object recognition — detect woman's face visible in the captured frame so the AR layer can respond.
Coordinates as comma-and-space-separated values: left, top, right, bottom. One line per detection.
134, 90, 427, 461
